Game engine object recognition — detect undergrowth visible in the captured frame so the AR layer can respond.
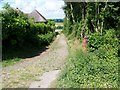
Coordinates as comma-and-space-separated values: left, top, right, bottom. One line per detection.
56, 39, 118, 88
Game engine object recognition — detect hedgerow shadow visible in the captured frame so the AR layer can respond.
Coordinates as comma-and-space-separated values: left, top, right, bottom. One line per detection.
2, 45, 49, 60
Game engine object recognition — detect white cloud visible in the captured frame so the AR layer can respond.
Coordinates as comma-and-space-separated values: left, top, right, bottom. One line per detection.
15, 0, 21, 5
44, 0, 64, 11
11, 0, 33, 12
37, 0, 65, 19
3, 0, 15, 3
2, 0, 65, 19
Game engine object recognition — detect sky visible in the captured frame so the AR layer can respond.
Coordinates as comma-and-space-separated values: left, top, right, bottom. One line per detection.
0, 0, 65, 19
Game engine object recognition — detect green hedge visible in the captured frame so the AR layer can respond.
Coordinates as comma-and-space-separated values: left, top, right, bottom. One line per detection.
38, 32, 55, 46
88, 29, 118, 52
2, 3, 55, 49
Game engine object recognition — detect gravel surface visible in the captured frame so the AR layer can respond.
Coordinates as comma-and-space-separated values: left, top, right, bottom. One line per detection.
2, 34, 68, 88
29, 70, 60, 88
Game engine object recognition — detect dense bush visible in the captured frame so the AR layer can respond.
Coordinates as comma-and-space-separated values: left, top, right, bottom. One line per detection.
57, 1, 119, 88
38, 32, 55, 46
88, 29, 118, 52
57, 28, 118, 88
2, 3, 55, 50
57, 48, 118, 88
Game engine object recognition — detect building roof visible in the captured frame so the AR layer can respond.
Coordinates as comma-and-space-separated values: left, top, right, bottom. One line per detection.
28, 10, 47, 23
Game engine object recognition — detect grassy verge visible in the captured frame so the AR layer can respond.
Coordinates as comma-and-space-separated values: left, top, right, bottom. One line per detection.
3, 64, 44, 88
2, 58, 21, 67
56, 39, 118, 88
2, 43, 51, 88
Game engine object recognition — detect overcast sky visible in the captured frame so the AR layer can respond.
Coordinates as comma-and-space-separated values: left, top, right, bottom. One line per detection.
0, 0, 65, 19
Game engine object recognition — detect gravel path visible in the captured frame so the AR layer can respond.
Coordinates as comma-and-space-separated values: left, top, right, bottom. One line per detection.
2, 34, 68, 88
29, 70, 60, 88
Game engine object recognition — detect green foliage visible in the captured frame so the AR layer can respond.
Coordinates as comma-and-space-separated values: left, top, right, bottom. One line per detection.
63, 2, 120, 38
63, 18, 72, 36
3, 58, 21, 67
56, 25, 63, 29
88, 32, 103, 51
88, 29, 118, 52
58, 1, 119, 88
47, 19, 55, 26
57, 48, 118, 88
2, 3, 55, 49
76, 20, 85, 38
2, 3, 56, 64
38, 32, 55, 46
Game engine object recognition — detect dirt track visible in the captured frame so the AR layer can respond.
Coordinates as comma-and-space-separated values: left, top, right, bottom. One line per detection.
2, 34, 68, 88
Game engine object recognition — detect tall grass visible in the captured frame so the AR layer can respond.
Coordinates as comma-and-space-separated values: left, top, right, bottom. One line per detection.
57, 42, 118, 88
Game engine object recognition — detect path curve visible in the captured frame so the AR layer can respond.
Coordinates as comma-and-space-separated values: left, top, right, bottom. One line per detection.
2, 34, 68, 88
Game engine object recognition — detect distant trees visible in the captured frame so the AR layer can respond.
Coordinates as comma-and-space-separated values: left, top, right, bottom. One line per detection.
52, 19, 64, 22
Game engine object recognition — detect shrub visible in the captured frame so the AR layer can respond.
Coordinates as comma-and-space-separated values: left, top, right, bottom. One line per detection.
38, 32, 55, 46
57, 49, 118, 88
56, 26, 63, 29
88, 29, 118, 52
2, 3, 56, 49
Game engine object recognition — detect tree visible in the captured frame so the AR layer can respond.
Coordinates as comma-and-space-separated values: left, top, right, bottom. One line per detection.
63, 1, 120, 37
